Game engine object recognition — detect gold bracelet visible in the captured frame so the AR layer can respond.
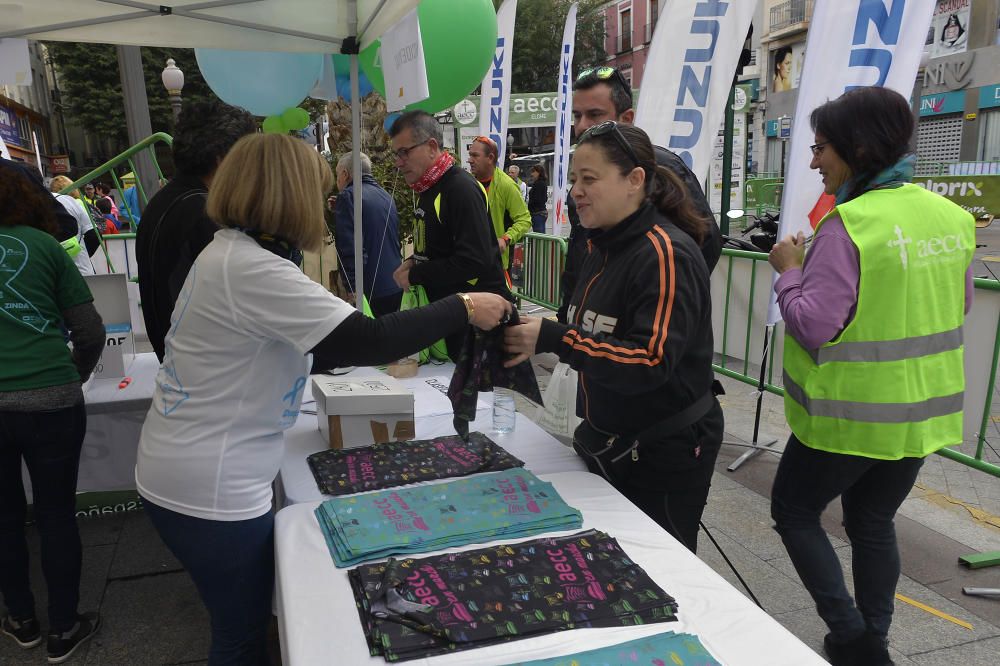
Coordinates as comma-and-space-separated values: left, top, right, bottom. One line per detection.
457, 292, 475, 323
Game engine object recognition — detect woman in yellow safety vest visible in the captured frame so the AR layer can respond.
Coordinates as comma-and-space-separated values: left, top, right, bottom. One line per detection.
768, 87, 975, 666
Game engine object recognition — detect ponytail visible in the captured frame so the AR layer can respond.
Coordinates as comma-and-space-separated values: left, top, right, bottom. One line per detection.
646, 164, 706, 245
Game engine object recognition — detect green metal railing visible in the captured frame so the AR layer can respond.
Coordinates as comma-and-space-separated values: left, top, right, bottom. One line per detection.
518, 232, 568, 311
58, 133, 173, 272
713, 247, 1000, 478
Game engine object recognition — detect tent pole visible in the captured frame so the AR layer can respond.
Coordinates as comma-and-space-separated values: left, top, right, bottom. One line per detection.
349, 2, 364, 307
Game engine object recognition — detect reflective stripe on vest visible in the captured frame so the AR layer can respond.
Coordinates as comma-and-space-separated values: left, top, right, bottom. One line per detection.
805, 326, 963, 365
783, 370, 964, 423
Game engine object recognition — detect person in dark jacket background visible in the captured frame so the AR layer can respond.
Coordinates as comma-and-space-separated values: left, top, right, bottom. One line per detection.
504, 122, 723, 553
558, 66, 722, 323
334, 151, 402, 316
389, 110, 509, 360
527, 164, 549, 234
136, 100, 256, 361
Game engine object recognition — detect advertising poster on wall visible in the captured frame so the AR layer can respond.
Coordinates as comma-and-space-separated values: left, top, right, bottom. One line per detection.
930, 0, 970, 58
709, 113, 745, 214
770, 41, 806, 93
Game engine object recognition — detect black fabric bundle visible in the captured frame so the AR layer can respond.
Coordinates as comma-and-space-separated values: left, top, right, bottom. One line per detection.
306, 432, 524, 496
448, 308, 544, 439
347, 529, 678, 662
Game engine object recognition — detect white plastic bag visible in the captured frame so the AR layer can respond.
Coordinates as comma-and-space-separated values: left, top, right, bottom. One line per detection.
533, 363, 582, 441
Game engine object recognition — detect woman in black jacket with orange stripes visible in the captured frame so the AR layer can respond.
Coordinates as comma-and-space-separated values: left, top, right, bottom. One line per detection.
504, 122, 723, 553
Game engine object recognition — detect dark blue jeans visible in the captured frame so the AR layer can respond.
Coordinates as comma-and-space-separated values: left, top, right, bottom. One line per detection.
0, 404, 86, 632
144, 500, 273, 666
771, 435, 924, 641
531, 211, 547, 234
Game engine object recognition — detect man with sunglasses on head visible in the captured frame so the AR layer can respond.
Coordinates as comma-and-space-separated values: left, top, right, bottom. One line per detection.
467, 136, 533, 271
558, 66, 722, 322
389, 111, 510, 360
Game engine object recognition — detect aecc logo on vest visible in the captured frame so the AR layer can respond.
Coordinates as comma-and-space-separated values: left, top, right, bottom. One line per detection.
888, 225, 969, 270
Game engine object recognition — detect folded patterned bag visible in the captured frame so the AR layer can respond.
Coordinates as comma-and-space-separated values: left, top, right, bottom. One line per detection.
315, 470, 583, 567
306, 431, 524, 496
502, 631, 722, 666
348, 530, 679, 662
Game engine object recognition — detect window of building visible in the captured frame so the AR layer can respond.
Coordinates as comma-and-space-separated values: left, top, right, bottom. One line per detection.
646, 0, 659, 42
16, 114, 30, 148
620, 8, 632, 53
916, 114, 963, 173
979, 108, 1000, 162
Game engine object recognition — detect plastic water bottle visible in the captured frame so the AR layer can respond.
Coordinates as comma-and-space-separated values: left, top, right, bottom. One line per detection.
493, 388, 516, 433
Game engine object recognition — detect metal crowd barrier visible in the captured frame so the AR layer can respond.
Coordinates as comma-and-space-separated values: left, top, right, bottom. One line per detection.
713, 248, 1000, 479
518, 232, 568, 311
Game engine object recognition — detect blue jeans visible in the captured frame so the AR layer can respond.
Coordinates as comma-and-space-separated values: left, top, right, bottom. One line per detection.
771, 435, 923, 641
0, 404, 86, 632
531, 211, 547, 234
144, 501, 273, 665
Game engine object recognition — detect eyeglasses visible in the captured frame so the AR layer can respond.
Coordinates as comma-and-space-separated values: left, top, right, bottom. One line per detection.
580, 120, 641, 168
809, 141, 830, 157
577, 66, 632, 91
393, 138, 431, 161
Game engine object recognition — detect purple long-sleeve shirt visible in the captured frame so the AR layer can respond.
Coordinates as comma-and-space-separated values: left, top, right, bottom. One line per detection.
775, 216, 974, 350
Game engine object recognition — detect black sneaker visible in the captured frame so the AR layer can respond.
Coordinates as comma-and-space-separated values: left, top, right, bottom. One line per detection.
46, 612, 101, 664
1, 615, 42, 648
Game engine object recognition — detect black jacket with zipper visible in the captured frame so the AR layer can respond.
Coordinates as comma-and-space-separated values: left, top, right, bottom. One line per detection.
536, 202, 715, 437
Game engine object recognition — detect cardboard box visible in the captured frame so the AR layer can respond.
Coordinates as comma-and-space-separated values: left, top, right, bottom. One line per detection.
83, 274, 135, 380
312, 376, 415, 450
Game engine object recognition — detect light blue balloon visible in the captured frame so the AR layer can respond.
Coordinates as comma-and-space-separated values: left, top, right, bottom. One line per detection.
195, 49, 324, 116
332, 54, 374, 102
384, 112, 402, 133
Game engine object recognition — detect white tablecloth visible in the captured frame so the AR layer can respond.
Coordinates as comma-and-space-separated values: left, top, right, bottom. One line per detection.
279, 365, 585, 506
24, 352, 159, 499
274, 471, 826, 666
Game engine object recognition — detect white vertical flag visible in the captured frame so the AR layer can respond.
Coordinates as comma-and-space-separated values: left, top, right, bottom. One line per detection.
551, 2, 578, 237
380, 9, 430, 112
479, 0, 518, 171
634, 0, 755, 183
768, 0, 936, 324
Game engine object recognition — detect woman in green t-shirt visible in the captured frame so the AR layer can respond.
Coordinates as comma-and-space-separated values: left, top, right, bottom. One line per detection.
0, 162, 106, 662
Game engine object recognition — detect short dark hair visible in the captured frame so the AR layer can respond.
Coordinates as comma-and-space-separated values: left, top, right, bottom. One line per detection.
0, 162, 57, 234
573, 69, 633, 116
96, 198, 113, 214
172, 99, 257, 179
810, 86, 914, 202
96, 182, 111, 195
578, 123, 705, 244
530, 164, 547, 180
388, 110, 443, 146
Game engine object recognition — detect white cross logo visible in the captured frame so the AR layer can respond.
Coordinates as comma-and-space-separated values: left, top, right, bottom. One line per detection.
888, 225, 912, 269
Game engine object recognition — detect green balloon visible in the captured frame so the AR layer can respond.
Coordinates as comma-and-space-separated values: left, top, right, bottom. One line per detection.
281, 106, 310, 131
262, 115, 286, 134
360, 0, 497, 114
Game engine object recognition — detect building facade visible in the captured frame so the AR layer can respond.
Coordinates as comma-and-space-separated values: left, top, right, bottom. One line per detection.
602, 0, 661, 88
0, 41, 61, 172
758, 0, 1000, 175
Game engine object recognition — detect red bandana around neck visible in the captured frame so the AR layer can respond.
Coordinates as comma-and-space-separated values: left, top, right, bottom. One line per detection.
410, 152, 454, 193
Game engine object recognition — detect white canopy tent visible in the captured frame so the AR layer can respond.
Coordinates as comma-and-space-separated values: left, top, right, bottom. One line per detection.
1, 0, 423, 302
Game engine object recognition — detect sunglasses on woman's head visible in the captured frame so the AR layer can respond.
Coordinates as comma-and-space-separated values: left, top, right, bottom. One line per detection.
580, 120, 641, 168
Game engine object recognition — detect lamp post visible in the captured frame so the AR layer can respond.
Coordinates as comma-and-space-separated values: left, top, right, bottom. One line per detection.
161, 58, 185, 123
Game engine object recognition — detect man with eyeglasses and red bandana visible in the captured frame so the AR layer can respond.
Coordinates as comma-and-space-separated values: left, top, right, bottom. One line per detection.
389, 111, 510, 361
559, 66, 722, 323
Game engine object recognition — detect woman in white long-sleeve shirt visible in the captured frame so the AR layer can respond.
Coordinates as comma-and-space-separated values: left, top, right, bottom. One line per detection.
135, 134, 511, 665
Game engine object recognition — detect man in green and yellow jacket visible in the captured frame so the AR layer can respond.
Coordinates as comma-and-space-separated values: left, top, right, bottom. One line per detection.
467, 136, 532, 269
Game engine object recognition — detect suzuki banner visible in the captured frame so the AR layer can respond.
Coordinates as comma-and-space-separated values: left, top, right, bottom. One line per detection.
551, 2, 577, 236
633, 0, 755, 182
768, 0, 936, 324
478, 0, 518, 171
